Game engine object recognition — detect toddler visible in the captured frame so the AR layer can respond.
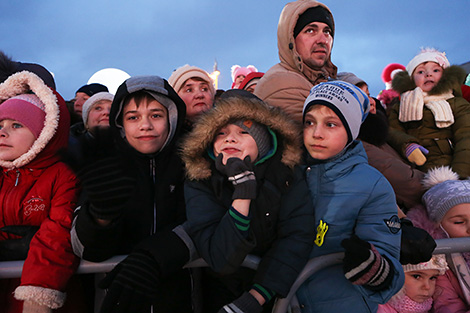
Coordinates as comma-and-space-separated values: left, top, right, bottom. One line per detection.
388, 48, 470, 177
378, 254, 448, 313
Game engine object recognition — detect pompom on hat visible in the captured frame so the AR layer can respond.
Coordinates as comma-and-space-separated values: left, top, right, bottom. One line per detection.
402, 254, 448, 276
0, 94, 46, 138
381, 63, 406, 90
422, 166, 470, 223
168, 64, 215, 95
406, 48, 450, 76
303, 81, 370, 145
82, 91, 114, 127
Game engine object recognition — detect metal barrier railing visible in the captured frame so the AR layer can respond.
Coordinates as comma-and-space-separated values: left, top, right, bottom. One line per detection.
1, 238, 469, 312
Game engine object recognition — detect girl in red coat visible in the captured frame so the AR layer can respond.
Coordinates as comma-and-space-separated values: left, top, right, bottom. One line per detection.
0, 71, 80, 313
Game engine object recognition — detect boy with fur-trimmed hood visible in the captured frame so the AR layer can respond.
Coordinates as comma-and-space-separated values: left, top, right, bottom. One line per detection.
388, 48, 470, 177
182, 90, 315, 312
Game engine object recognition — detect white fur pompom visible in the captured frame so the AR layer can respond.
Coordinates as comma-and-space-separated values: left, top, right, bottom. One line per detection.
422, 166, 459, 189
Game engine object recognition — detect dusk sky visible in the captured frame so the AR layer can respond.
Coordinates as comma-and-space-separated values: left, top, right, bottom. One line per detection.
1, 0, 468, 100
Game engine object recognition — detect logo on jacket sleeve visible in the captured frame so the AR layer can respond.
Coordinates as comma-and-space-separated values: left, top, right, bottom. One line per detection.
24, 197, 46, 216
314, 220, 329, 247
384, 215, 401, 234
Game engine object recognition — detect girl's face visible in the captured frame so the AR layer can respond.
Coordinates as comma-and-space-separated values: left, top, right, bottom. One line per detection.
412, 61, 443, 93
213, 124, 258, 165
404, 269, 439, 303
0, 119, 36, 161
441, 203, 470, 238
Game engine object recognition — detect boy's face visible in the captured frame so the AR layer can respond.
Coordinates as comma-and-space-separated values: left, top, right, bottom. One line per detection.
441, 203, 470, 238
404, 270, 439, 303
87, 100, 112, 129
74, 92, 90, 117
122, 98, 169, 155
303, 105, 348, 160
412, 61, 443, 93
213, 124, 258, 165
177, 78, 214, 122
0, 119, 36, 161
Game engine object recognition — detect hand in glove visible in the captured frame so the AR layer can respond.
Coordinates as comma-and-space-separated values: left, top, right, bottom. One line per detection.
99, 251, 161, 313
400, 218, 436, 264
341, 235, 394, 290
78, 156, 136, 221
405, 143, 428, 166
215, 154, 257, 199
0, 225, 39, 261
218, 292, 263, 313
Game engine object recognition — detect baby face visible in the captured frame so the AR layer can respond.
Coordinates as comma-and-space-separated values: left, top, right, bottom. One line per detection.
412, 61, 443, 93
404, 269, 439, 303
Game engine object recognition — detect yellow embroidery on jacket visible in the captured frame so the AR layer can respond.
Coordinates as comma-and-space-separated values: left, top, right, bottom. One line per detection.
314, 220, 328, 247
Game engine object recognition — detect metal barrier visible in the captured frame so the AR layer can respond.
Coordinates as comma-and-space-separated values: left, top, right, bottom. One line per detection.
1, 238, 470, 312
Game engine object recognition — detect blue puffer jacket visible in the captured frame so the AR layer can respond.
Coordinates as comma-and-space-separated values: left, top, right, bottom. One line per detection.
296, 141, 404, 313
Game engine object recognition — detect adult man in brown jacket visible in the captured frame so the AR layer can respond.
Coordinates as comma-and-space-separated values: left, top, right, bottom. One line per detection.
255, 0, 337, 124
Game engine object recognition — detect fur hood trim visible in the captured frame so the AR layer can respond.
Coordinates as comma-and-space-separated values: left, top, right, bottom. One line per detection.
181, 96, 302, 180
422, 166, 460, 190
14, 285, 66, 309
392, 65, 466, 97
0, 71, 59, 169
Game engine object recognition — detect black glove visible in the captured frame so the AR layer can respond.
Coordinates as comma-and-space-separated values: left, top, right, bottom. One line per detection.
215, 154, 257, 199
0, 225, 39, 261
78, 156, 136, 220
341, 235, 394, 290
218, 292, 263, 313
99, 250, 161, 313
400, 218, 436, 264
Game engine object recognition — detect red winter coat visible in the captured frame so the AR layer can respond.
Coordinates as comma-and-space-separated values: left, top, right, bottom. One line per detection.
0, 71, 80, 312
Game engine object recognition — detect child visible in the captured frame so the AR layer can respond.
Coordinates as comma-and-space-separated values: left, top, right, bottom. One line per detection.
182, 90, 315, 312
0, 71, 81, 312
388, 48, 470, 177
70, 75, 193, 313
407, 166, 470, 313
378, 254, 448, 313
230, 65, 258, 89
296, 81, 405, 313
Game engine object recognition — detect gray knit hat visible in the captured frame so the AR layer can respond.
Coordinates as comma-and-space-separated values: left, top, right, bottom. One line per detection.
422, 166, 470, 223
303, 81, 370, 145
231, 119, 271, 161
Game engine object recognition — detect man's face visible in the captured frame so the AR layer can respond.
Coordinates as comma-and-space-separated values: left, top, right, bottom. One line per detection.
294, 22, 333, 70
74, 92, 90, 117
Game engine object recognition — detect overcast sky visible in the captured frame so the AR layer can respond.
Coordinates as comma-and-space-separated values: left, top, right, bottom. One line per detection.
1, 0, 468, 100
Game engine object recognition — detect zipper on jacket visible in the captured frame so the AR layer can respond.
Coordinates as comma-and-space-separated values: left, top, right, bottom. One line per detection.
150, 159, 157, 234
14, 170, 20, 186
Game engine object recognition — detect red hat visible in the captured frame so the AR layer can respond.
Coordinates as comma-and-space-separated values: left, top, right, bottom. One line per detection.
238, 72, 265, 91
0, 94, 46, 138
381, 63, 405, 89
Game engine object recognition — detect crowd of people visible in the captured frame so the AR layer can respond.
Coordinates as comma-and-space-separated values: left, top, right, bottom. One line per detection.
1, 0, 470, 312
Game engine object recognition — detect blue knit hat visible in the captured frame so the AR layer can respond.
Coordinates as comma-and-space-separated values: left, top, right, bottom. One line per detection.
303, 81, 370, 145
422, 166, 470, 223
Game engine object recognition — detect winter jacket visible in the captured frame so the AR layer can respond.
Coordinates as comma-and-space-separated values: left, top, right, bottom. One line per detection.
388, 66, 470, 177
0, 71, 80, 311
296, 141, 404, 313
70, 76, 192, 312
359, 110, 425, 211
255, 0, 337, 124
182, 96, 315, 310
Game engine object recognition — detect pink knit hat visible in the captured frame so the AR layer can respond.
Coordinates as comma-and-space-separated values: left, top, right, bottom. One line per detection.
231, 65, 258, 87
0, 94, 46, 138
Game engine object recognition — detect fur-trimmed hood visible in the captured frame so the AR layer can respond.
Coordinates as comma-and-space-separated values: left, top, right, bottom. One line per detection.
392, 65, 466, 97
181, 96, 303, 180
0, 71, 68, 169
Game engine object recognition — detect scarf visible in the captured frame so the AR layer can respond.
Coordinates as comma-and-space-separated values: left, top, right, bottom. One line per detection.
398, 87, 454, 128
388, 292, 433, 313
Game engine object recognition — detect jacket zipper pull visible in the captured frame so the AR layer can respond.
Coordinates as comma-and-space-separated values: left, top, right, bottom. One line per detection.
15, 170, 20, 186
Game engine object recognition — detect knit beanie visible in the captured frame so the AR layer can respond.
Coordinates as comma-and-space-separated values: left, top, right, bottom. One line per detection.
336, 72, 365, 86
402, 254, 448, 276
406, 48, 450, 76
230, 65, 258, 83
76, 83, 109, 97
231, 119, 271, 161
238, 72, 265, 91
303, 81, 370, 144
422, 166, 470, 223
294, 6, 335, 38
0, 94, 46, 138
168, 64, 215, 95
82, 91, 114, 126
